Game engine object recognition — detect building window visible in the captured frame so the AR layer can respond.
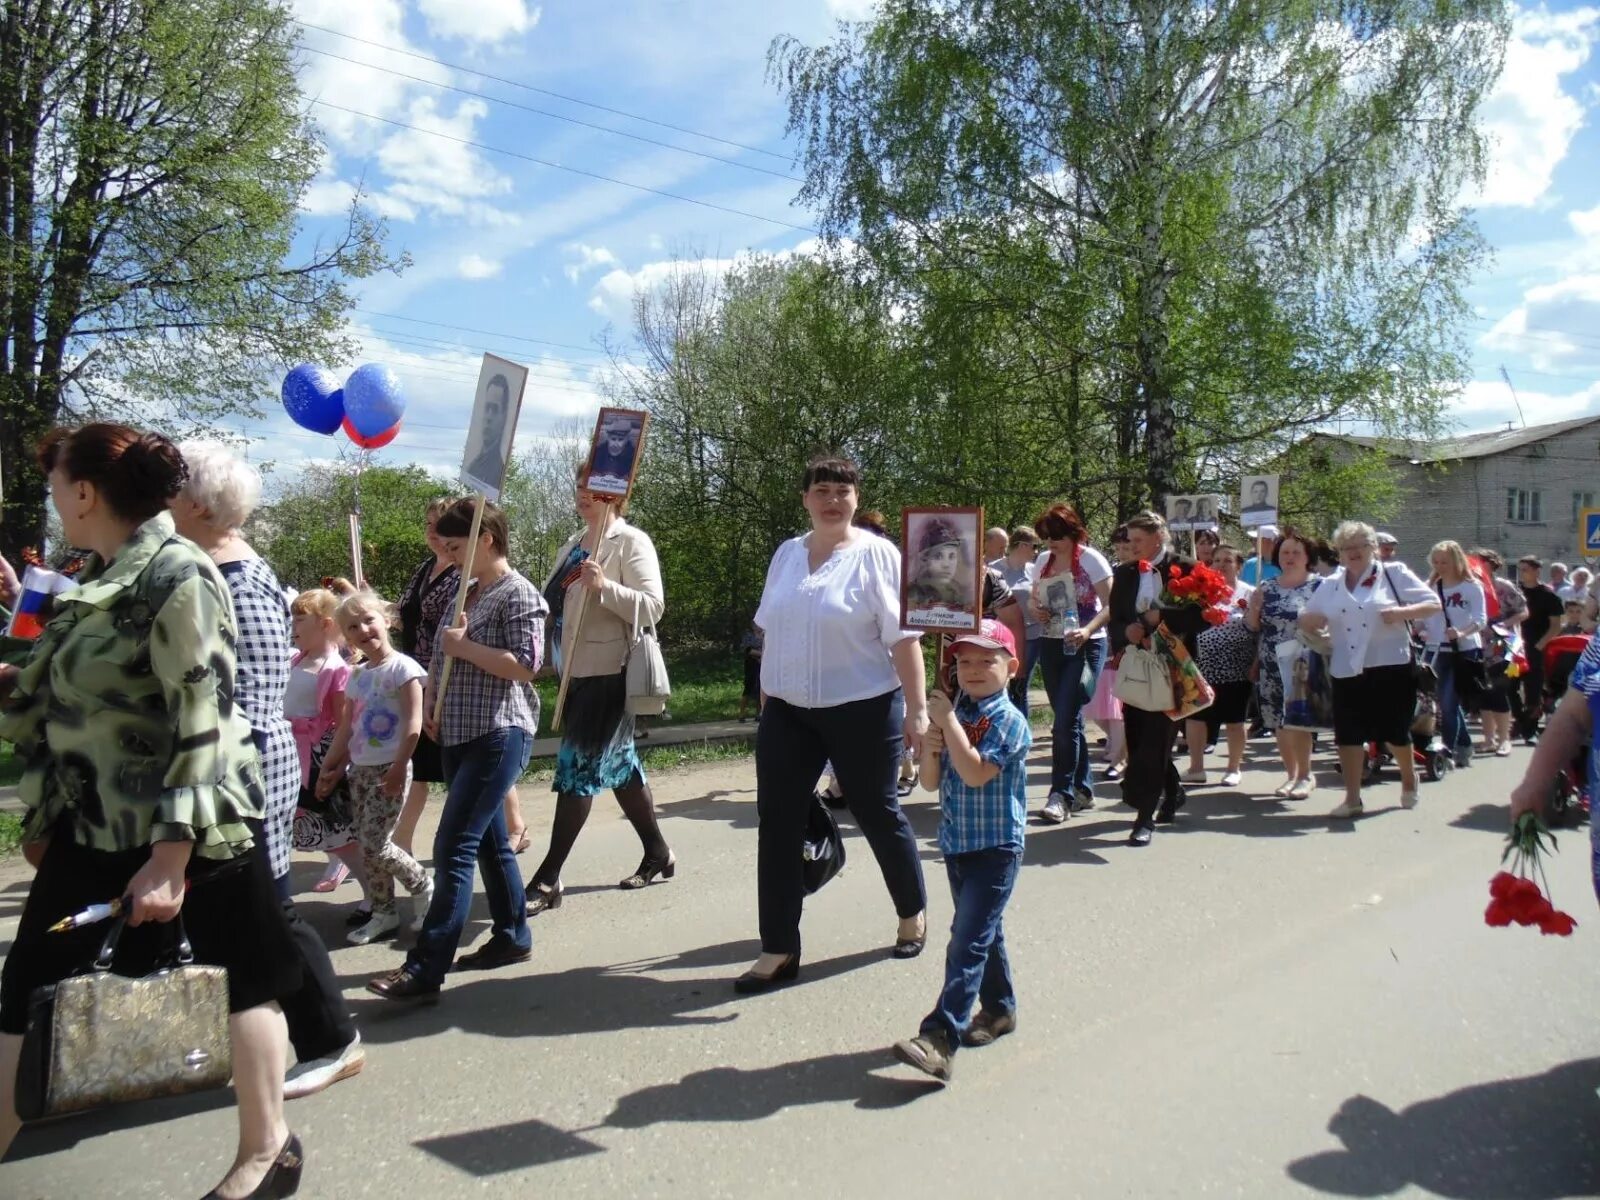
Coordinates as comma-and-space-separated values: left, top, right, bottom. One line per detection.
1507, 488, 1544, 524
1574, 491, 1596, 522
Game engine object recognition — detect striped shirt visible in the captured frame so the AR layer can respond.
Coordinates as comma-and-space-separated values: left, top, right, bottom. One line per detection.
429, 570, 547, 746
938, 689, 1032, 855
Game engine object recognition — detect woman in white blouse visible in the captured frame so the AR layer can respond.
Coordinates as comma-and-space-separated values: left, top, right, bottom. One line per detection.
1298, 521, 1440, 819
736, 457, 929, 992
1420, 540, 1487, 771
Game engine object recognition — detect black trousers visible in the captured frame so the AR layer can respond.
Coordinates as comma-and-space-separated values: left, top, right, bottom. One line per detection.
1122, 706, 1181, 825
261, 818, 356, 1063
756, 691, 927, 956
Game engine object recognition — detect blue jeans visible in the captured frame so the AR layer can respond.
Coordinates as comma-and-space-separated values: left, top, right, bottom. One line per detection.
921, 846, 1022, 1049
1008, 636, 1044, 711
408, 727, 533, 985
1434, 646, 1477, 752
1038, 636, 1105, 797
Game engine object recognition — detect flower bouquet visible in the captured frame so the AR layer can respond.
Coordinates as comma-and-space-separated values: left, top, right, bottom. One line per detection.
1161, 562, 1237, 627
1485, 813, 1578, 936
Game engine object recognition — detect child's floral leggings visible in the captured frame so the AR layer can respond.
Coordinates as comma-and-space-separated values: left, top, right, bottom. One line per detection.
347, 764, 429, 914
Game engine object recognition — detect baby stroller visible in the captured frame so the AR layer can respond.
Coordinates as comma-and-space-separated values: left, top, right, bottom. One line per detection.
1364, 646, 1452, 784
1542, 635, 1592, 828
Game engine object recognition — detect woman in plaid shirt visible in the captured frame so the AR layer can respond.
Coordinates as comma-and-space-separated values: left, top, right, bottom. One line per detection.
369, 499, 548, 1003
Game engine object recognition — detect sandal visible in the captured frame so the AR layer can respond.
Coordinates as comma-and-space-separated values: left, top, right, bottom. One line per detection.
525, 882, 563, 916
508, 829, 531, 854
620, 851, 676, 890
892, 914, 927, 959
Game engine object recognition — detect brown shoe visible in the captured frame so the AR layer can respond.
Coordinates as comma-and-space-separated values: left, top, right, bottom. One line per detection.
366, 967, 440, 1004
963, 1009, 1017, 1047
892, 1030, 954, 1082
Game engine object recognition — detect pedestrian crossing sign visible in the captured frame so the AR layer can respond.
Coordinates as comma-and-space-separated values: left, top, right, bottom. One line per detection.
1581, 508, 1600, 558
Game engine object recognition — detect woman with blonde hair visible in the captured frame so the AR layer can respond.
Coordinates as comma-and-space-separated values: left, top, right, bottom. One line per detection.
1299, 521, 1439, 819
1420, 539, 1486, 770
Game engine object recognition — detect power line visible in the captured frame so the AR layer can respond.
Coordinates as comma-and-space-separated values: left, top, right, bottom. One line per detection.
299, 45, 803, 183
292, 19, 793, 163
310, 100, 820, 235
352, 308, 612, 359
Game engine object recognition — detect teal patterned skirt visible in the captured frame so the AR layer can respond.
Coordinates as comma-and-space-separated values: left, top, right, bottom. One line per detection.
553, 672, 646, 796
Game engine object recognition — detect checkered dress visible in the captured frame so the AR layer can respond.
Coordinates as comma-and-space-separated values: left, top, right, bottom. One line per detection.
218, 557, 299, 880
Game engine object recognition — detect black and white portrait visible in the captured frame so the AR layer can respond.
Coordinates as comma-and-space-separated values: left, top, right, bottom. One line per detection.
1239, 474, 1279, 527
582, 407, 647, 497
1165, 494, 1195, 532
1192, 495, 1220, 532
460, 354, 529, 501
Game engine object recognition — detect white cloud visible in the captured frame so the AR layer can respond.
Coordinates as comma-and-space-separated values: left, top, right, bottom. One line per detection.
300, 177, 357, 216
418, 0, 541, 43
291, 0, 450, 146
585, 237, 841, 322
1454, 378, 1600, 426
457, 253, 504, 279
1481, 274, 1600, 372
1474, 5, 1600, 208
563, 244, 620, 282
1572, 204, 1600, 239
375, 97, 513, 218
824, 0, 878, 19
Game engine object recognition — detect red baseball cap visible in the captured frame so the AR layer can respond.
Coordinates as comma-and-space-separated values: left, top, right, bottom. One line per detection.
947, 618, 1018, 659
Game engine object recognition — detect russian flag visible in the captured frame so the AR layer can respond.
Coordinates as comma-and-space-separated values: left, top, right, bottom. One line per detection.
6, 565, 73, 641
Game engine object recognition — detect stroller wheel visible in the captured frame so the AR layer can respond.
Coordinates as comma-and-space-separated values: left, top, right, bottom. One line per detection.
1424, 752, 1448, 782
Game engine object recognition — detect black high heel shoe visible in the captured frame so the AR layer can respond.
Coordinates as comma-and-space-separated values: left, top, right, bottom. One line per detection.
202, 1133, 303, 1199
733, 954, 800, 994
619, 850, 676, 890
525, 882, 563, 916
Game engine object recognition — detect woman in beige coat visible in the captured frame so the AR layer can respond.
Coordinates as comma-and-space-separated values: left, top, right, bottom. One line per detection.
525, 480, 672, 914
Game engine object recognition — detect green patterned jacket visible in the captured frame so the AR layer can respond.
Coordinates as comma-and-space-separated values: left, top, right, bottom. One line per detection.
0, 513, 264, 858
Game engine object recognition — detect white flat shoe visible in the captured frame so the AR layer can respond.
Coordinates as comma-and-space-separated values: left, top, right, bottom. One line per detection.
1400, 790, 1420, 810
1273, 777, 1295, 797
1180, 768, 1207, 784
1288, 778, 1314, 799
1221, 770, 1242, 788
1327, 800, 1364, 819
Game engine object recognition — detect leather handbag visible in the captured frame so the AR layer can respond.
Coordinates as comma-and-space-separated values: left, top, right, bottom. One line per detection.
16, 913, 231, 1121
1114, 643, 1176, 712
623, 593, 671, 717
801, 791, 847, 895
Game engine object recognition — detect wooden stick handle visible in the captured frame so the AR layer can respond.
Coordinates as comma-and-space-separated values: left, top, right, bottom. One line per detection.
551, 504, 612, 731
430, 494, 487, 728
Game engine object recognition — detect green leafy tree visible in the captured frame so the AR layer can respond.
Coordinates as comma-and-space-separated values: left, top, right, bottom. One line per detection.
250, 463, 450, 601
771, 0, 1509, 505
0, 0, 403, 562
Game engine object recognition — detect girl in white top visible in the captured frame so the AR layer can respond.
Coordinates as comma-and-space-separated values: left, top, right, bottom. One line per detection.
1423, 540, 1487, 767
317, 591, 434, 945
1299, 522, 1439, 819
738, 457, 929, 992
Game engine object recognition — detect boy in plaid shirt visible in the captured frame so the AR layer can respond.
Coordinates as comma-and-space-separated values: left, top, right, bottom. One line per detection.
894, 618, 1032, 1082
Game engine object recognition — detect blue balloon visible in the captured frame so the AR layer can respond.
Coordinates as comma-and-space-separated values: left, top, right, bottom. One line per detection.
343, 363, 407, 438
281, 364, 344, 435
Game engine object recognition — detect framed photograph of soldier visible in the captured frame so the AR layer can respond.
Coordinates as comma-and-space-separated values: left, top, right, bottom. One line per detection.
460, 353, 530, 502
1240, 474, 1280, 528
1165, 493, 1224, 534
900, 507, 984, 633
580, 407, 648, 502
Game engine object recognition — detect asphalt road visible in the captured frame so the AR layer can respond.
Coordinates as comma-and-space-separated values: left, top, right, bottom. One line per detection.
3, 736, 1597, 1199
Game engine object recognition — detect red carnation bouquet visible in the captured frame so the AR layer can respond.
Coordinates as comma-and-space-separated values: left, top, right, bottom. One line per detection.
1485, 813, 1578, 936
1161, 562, 1236, 626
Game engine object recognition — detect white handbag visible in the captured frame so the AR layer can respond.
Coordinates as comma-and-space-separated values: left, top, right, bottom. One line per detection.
1114, 643, 1175, 713
624, 594, 671, 716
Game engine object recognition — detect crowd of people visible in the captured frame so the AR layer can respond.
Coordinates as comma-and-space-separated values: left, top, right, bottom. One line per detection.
0, 425, 1594, 1185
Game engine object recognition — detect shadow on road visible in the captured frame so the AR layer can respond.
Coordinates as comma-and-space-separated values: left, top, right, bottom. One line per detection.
1451, 802, 1512, 834
592, 1047, 937, 1130
1285, 1057, 1600, 1199
347, 945, 891, 1044
416, 1117, 605, 1175
7, 1085, 234, 1162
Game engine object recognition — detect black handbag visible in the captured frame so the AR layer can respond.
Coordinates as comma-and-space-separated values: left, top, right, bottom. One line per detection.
801, 792, 847, 895
1436, 582, 1491, 702
16, 913, 231, 1120
1383, 565, 1435, 695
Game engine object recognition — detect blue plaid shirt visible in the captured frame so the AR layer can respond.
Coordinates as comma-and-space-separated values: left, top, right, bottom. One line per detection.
939, 689, 1032, 855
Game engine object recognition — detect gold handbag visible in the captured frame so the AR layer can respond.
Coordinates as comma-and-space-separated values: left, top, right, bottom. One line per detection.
16, 914, 231, 1120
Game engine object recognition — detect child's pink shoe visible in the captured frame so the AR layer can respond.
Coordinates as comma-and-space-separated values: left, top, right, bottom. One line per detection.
313, 859, 350, 893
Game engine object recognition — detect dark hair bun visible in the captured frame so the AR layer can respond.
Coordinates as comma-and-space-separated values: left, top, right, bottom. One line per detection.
123, 432, 189, 500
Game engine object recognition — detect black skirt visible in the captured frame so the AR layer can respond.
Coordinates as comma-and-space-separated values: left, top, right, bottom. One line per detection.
1330, 663, 1417, 749
0, 829, 301, 1035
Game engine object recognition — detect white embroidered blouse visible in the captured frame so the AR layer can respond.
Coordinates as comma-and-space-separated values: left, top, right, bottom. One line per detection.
1303, 562, 1436, 678
755, 532, 919, 708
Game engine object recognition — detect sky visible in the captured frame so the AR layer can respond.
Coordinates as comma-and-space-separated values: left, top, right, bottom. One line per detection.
239, 0, 1600, 482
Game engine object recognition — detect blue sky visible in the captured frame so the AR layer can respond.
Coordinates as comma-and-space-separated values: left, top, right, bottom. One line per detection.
243, 0, 1600, 479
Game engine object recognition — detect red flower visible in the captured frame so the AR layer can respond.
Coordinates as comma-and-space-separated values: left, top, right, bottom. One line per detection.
1488, 871, 1518, 900
1359, 569, 1377, 588
1137, 560, 1151, 573
1201, 608, 1228, 625
1168, 565, 1182, 580
1539, 911, 1578, 936
1484, 900, 1513, 927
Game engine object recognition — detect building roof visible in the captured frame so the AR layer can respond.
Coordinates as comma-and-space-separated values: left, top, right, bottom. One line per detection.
1324, 414, 1600, 463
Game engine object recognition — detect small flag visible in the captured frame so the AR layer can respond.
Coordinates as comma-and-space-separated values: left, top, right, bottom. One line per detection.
6, 565, 73, 641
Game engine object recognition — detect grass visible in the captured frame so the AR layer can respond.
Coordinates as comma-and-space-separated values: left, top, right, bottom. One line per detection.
533, 645, 751, 728
0, 742, 20, 788
0, 812, 21, 856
